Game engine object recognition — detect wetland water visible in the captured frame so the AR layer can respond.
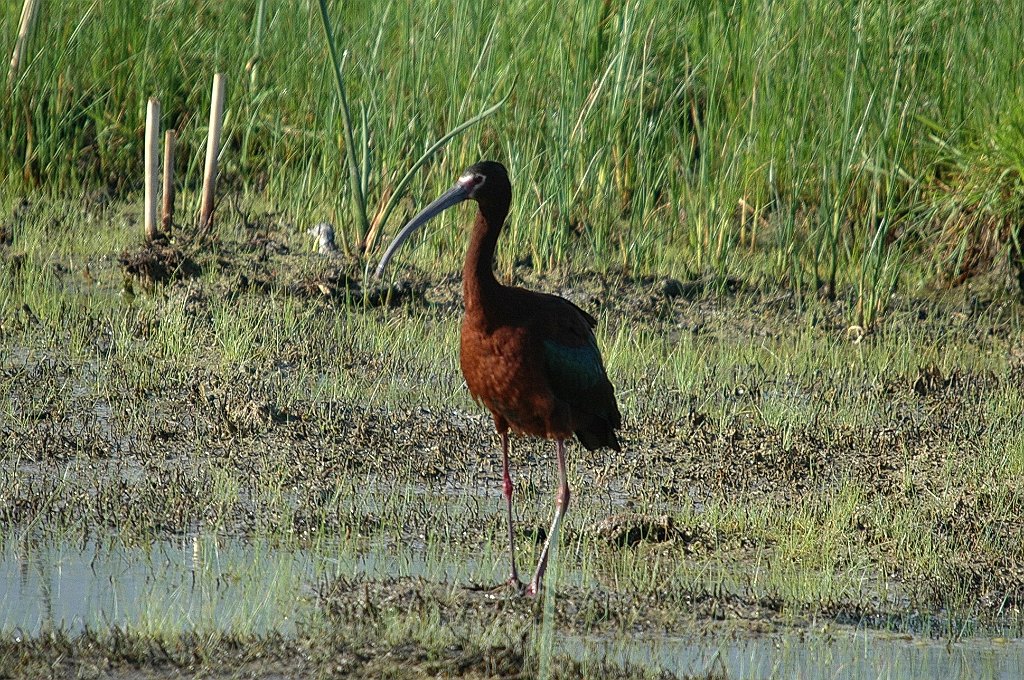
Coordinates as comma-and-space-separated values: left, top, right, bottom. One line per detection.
4, 532, 1023, 679
573, 631, 1024, 679
1, 534, 315, 637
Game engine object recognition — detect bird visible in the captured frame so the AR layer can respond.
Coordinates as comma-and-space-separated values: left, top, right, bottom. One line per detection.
375, 160, 621, 596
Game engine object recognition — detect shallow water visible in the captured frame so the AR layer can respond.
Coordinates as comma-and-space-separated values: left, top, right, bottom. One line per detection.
3, 533, 1024, 679
0, 534, 316, 637
0, 530, 497, 636
567, 630, 1024, 680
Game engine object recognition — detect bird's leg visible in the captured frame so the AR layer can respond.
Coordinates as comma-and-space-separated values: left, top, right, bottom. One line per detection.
528, 439, 570, 597
500, 431, 522, 588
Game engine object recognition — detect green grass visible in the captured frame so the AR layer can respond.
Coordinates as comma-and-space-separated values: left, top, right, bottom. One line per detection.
3, 1, 1024, 321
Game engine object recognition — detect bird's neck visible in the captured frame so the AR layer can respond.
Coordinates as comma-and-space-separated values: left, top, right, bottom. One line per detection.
463, 204, 506, 314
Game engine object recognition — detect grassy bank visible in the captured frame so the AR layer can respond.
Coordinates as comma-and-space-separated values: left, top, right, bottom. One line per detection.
3, 0, 1024, 325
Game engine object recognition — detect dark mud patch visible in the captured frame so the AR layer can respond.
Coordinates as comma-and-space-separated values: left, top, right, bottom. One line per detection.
594, 513, 680, 548
119, 238, 201, 284
284, 270, 427, 308
102, 211, 418, 309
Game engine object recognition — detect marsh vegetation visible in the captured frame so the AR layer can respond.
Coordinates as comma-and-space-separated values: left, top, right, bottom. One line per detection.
3, 1, 1024, 678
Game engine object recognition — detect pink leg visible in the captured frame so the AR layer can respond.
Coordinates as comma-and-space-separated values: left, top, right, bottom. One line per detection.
528, 439, 569, 596
501, 432, 522, 587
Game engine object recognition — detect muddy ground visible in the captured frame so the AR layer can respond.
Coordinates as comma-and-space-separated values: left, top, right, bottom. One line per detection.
2, 203, 1024, 678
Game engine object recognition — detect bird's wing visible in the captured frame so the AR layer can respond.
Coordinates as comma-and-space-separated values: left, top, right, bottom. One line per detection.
561, 298, 597, 329
541, 300, 607, 398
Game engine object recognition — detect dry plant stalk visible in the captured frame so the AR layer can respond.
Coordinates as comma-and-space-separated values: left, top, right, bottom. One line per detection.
8, 0, 39, 86
144, 98, 161, 242
199, 73, 226, 229
162, 129, 176, 231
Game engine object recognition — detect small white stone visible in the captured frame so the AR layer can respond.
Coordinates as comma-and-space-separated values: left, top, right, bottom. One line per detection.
308, 222, 339, 255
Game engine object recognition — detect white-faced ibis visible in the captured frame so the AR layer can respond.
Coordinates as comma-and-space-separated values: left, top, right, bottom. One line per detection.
375, 160, 621, 595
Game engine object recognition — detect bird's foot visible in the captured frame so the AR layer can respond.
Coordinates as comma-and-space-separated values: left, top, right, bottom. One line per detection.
465, 575, 525, 595
499, 575, 526, 595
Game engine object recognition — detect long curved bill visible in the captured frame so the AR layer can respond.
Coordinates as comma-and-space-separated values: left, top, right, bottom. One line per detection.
374, 183, 470, 277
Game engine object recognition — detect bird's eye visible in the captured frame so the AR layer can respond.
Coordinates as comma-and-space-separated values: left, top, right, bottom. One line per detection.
459, 172, 486, 195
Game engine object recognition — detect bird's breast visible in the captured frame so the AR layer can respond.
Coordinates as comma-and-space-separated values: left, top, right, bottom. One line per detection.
459, 319, 571, 440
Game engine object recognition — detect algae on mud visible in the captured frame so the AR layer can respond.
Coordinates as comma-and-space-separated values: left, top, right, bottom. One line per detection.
2, 199, 1024, 678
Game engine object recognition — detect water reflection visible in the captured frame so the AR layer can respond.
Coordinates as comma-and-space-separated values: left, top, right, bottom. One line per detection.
568, 629, 1024, 680
0, 534, 314, 636
3, 533, 1023, 679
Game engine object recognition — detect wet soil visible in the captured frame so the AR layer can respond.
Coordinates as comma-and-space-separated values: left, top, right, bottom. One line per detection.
0, 629, 700, 680
3, 201, 1024, 677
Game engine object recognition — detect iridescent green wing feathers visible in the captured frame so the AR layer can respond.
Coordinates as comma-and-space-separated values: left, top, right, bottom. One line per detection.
533, 294, 621, 451
540, 296, 605, 401
542, 336, 606, 397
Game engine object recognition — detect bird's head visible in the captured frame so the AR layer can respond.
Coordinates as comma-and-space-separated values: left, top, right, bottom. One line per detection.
456, 160, 509, 203
375, 160, 510, 277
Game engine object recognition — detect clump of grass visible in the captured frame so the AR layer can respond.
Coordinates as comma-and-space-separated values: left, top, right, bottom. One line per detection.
918, 109, 1024, 289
